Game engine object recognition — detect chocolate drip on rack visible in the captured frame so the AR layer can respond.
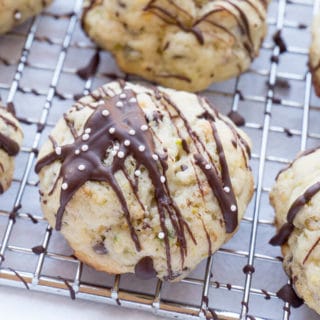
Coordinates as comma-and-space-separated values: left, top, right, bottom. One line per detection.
36, 83, 250, 279
270, 181, 320, 246
276, 284, 303, 308
76, 50, 100, 80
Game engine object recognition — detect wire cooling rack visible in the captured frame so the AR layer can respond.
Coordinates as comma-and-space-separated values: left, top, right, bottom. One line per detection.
0, 0, 320, 319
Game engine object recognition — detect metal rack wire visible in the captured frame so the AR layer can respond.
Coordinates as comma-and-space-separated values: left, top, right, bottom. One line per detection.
0, 0, 319, 319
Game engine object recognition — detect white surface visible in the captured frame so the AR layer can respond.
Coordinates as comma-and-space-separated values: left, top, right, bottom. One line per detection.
0, 286, 164, 320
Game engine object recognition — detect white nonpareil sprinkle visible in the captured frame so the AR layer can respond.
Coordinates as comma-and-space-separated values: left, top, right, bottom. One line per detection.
152, 154, 159, 161
116, 101, 124, 108
134, 170, 141, 177
78, 164, 86, 171
124, 140, 131, 146
98, 100, 105, 105
14, 11, 22, 20
230, 204, 237, 212
82, 133, 90, 141
74, 149, 80, 155
102, 109, 109, 117
61, 182, 68, 190
129, 129, 136, 136
223, 186, 231, 193
160, 176, 166, 183
158, 232, 165, 240
55, 147, 62, 155
85, 128, 91, 134
120, 93, 126, 99
109, 127, 116, 134
81, 144, 88, 152
129, 97, 137, 103
117, 151, 125, 159
140, 125, 148, 131
138, 145, 146, 152
205, 164, 212, 170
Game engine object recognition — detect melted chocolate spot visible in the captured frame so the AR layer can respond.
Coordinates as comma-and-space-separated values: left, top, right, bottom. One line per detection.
6, 102, 16, 115
58, 277, 76, 300
32, 245, 46, 255
243, 264, 255, 274
284, 128, 293, 137
273, 30, 287, 54
27, 213, 39, 224
92, 242, 108, 255
276, 284, 303, 308
227, 110, 245, 127
8, 268, 29, 290
134, 256, 157, 280
76, 51, 100, 80
261, 289, 271, 300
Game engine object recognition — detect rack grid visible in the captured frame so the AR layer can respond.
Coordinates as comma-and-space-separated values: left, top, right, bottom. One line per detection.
0, 0, 319, 319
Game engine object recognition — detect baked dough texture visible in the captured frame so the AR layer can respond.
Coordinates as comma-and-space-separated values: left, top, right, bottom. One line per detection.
36, 81, 253, 281
310, 12, 320, 96
0, 0, 52, 35
0, 105, 23, 194
270, 147, 320, 314
82, 0, 270, 92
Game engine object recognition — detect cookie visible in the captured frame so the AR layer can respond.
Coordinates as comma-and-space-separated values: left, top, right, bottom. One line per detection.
0, 105, 23, 193
0, 0, 52, 35
310, 12, 320, 96
270, 147, 320, 314
36, 80, 253, 281
82, 0, 270, 92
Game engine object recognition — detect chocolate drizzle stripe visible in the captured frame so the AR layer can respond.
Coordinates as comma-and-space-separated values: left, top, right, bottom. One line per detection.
36, 85, 199, 279
303, 236, 320, 265
270, 181, 320, 246
0, 132, 20, 156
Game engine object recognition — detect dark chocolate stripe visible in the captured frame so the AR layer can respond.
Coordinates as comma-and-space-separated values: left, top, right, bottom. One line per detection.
270, 182, 320, 246
0, 132, 20, 156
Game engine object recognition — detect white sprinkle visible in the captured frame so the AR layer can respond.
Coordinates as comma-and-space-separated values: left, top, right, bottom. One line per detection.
85, 128, 91, 134
223, 186, 231, 193
82, 133, 90, 141
140, 124, 148, 131
129, 129, 136, 136
98, 100, 105, 105
158, 232, 165, 240
134, 170, 141, 177
117, 151, 125, 159
120, 93, 127, 100
14, 11, 22, 20
129, 97, 137, 103
230, 204, 237, 212
116, 101, 124, 108
160, 176, 166, 184
138, 145, 146, 152
109, 127, 116, 134
74, 149, 80, 155
78, 164, 86, 171
205, 164, 212, 170
102, 109, 109, 117
124, 140, 131, 146
61, 182, 68, 190
81, 144, 88, 152
111, 150, 117, 156
152, 154, 159, 161
55, 147, 62, 155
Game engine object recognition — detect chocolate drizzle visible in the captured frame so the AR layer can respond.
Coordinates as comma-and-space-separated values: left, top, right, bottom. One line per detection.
0, 108, 20, 157
36, 82, 251, 279
270, 181, 320, 246
276, 284, 303, 308
76, 50, 100, 80
134, 256, 157, 280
